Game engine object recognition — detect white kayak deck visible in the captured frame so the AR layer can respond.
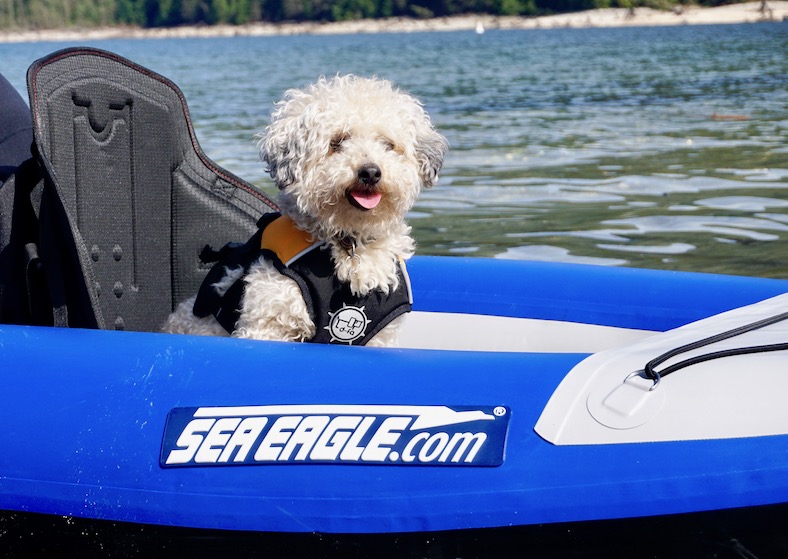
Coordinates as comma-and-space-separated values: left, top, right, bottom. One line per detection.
534, 292, 788, 445
400, 311, 653, 353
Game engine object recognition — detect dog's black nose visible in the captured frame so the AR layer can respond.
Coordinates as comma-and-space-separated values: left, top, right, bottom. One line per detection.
358, 164, 382, 186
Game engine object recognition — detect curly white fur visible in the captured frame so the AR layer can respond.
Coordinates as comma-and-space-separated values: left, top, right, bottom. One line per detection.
163, 75, 448, 346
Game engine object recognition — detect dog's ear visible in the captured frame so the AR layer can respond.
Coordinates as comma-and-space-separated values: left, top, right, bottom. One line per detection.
263, 145, 295, 190
415, 130, 448, 188
258, 124, 301, 190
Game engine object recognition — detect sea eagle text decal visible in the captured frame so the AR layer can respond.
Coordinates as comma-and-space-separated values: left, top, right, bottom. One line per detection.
160, 405, 509, 467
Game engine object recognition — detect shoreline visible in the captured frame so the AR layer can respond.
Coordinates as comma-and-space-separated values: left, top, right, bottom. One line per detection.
0, 2, 784, 43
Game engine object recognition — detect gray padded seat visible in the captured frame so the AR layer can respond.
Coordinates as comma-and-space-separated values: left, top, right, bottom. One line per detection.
27, 47, 276, 331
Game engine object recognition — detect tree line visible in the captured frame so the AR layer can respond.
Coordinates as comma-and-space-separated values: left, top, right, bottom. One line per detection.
0, 0, 749, 30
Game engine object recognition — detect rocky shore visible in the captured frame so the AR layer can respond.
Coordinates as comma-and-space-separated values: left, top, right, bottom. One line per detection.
0, 2, 784, 43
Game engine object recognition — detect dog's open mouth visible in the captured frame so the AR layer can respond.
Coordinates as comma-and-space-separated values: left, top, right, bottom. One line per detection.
346, 187, 382, 211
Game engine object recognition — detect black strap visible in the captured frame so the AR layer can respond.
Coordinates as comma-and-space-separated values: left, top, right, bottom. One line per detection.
0, 154, 54, 327
0, 151, 76, 328
643, 308, 788, 383
36, 151, 103, 329
192, 226, 268, 332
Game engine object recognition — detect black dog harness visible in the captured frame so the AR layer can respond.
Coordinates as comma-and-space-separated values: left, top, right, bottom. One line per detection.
193, 213, 412, 345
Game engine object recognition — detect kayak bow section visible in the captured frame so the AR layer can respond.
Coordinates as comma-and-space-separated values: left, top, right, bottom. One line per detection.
1, 257, 787, 533
536, 292, 788, 444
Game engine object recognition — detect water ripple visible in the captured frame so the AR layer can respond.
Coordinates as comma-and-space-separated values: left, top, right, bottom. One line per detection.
1, 24, 785, 276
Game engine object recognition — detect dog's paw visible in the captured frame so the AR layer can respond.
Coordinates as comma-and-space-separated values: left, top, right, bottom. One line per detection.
233, 258, 316, 341
161, 297, 229, 336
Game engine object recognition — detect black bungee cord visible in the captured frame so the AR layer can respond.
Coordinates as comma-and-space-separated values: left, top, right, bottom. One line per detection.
639, 308, 788, 390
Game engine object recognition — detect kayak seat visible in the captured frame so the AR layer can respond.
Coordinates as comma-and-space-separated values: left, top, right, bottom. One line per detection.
26, 47, 277, 332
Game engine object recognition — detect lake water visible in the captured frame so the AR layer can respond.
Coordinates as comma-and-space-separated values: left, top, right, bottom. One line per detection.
2, 23, 786, 277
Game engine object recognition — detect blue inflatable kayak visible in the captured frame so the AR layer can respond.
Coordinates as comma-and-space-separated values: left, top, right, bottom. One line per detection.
2, 47, 785, 555
1, 256, 787, 536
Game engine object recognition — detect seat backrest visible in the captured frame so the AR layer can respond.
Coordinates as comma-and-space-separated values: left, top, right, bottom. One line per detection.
26, 47, 277, 332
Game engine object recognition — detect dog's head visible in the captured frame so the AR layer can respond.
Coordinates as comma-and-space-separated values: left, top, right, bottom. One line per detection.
259, 75, 448, 241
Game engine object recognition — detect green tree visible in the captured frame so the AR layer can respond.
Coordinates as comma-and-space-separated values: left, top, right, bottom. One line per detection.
331, 0, 378, 20
117, 0, 145, 24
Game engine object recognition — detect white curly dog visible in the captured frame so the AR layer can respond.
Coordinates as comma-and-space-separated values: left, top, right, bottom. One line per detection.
163, 75, 447, 346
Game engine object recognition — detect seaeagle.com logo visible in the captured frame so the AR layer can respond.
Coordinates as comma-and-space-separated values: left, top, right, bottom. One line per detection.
161, 405, 510, 468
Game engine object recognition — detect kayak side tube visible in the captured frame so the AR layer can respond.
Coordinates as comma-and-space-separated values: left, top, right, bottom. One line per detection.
1, 257, 787, 533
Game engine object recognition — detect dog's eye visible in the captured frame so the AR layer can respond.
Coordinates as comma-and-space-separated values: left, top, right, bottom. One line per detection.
382, 138, 396, 152
329, 134, 347, 153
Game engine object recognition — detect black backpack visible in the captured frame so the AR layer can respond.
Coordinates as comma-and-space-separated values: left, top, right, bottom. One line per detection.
0, 47, 277, 331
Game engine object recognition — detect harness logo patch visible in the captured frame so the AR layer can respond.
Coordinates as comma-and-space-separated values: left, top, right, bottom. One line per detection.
160, 405, 510, 468
325, 304, 371, 344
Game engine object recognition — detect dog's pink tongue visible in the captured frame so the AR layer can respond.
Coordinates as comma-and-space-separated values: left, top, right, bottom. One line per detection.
350, 189, 382, 210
